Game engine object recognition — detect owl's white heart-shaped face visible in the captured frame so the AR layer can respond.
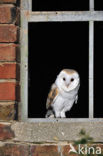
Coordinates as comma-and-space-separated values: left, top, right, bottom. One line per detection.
56, 69, 80, 92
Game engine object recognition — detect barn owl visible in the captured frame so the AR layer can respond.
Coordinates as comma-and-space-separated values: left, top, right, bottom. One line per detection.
45, 69, 80, 118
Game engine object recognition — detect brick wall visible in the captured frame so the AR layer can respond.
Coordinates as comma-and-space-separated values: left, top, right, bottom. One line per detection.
0, 0, 19, 120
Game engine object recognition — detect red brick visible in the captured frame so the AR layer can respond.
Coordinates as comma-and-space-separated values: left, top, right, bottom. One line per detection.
0, 0, 16, 3
0, 63, 16, 79
0, 102, 15, 120
0, 143, 29, 156
31, 154, 56, 156
63, 145, 79, 156
0, 5, 16, 23
0, 123, 14, 140
96, 144, 103, 149
0, 82, 16, 100
0, 24, 18, 42
30, 145, 60, 156
0, 44, 17, 61
62, 145, 71, 154
31, 145, 58, 153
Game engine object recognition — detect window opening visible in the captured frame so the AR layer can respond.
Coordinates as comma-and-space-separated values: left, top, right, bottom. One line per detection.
94, 0, 103, 11
28, 22, 89, 118
94, 22, 103, 117
32, 0, 89, 11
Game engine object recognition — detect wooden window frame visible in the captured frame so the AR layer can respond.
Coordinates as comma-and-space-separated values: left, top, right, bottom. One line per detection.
20, 0, 103, 122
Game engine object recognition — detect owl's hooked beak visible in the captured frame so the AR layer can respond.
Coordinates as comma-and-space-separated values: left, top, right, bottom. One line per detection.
66, 83, 70, 88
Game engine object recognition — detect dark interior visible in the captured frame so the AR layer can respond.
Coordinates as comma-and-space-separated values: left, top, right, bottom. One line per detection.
32, 0, 89, 11
28, 22, 89, 118
94, 0, 103, 10
94, 22, 103, 117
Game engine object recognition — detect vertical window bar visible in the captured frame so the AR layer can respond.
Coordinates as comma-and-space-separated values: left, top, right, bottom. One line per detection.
89, 0, 94, 10
89, 0, 94, 118
89, 21, 94, 118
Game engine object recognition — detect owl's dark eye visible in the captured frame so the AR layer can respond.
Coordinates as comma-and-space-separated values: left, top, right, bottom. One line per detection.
71, 78, 74, 82
63, 77, 66, 81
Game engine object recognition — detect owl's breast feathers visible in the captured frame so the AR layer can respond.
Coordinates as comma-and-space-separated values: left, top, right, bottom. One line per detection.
46, 84, 58, 109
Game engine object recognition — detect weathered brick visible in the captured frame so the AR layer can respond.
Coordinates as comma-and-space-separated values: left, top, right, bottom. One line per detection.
0, 123, 14, 140
0, 62, 20, 79
0, 5, 16, 23
0, 82, 16, 100
0, 24, 18, 42
0, 63, 17, 79
0, 143, 29, 156
0, 102, 15, 120
30, 145, 60, 156
0, 44, 17, 61
0, 0, 16, 3
62, 145, 71, 155
62, 145, 90, 156
62, 144, 103, 156
31, 145, 58, 153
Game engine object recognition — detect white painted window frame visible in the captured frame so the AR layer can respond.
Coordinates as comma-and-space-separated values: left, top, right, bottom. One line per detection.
20, 0, 103, 122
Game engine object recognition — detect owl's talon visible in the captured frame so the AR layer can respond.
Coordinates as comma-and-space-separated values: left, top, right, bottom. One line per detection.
49, 114, 55, 118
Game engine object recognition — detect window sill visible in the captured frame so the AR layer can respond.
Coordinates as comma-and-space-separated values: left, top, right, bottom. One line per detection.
11, 120, 103, 143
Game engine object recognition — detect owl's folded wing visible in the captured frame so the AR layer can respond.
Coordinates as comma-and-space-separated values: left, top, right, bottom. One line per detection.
75, 83, 80, 104
46, 84, 58, 109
